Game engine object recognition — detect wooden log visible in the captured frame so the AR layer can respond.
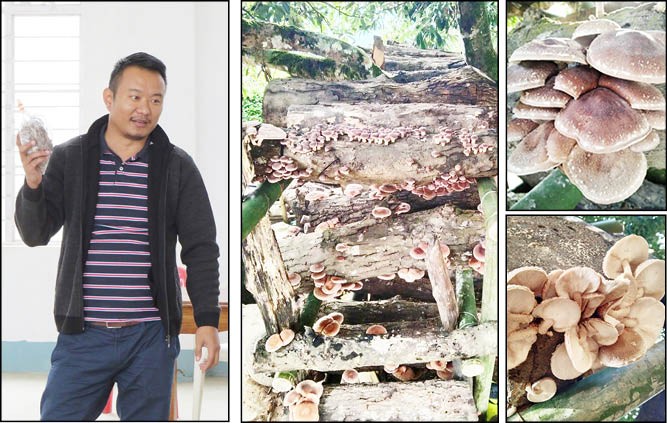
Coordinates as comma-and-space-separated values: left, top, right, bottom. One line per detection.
319, 297, 440, 324
283, 182, 481, 230
263, 66, 498, 127
251, 125, 497, 187
242, 377, 284, 421
252, 321, 497, 373
507, 215, 615, 274
286, 102, 496, 133
425, 241, 458, 332
242, 214, 299, 334
241, 18, 371, 80
318, 379, 478, 421
509, 342, 666, 421
276, 204, 485, 284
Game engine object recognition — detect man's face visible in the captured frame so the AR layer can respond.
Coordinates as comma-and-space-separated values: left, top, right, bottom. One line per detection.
103, 66, 166, 142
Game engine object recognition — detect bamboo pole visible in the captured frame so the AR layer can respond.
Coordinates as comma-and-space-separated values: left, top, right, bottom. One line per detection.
242, 179, 291, 240
508, 342, 666, 421
456, 268, 478, 329
510, 168, 583, 211
474, 177, 498, 417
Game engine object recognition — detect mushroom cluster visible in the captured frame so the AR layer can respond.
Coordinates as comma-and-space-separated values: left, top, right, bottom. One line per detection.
469, 241, 486, 275
507, 234, 665, 402
283, 379, 324, 421
309, 262, 363, 301
264, 155, 312, 183
508, 21, 666, 204
312, 312, 345, 337
265, 328, 296, 353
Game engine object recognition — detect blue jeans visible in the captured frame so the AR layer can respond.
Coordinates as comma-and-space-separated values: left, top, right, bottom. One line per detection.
40, 321, 180, 421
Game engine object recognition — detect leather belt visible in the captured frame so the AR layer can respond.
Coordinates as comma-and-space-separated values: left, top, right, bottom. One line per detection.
89, 321, 141, 329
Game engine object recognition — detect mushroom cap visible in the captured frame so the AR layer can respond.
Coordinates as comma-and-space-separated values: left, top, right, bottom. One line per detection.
562, 145, 647, 205
265, 333, 285, 352
508, 324, 539, 370
564, 326, 595, 373
642, 110, 666, 130
512, 102, 561, 121
295, 379, 323, 400
554, 88, 651, 154
582, 318, 619, 346
551, 342, 585, 380
309, 263, 325, 273
552, 66, 600, 99
545, 129, 577, 163
525, 377, 557, 403
508, 118, 539, 142
507, 266, 549, 296
572, 18, 621, 47
507, 284, 538, 315
629, 130, 661, 153
510, 37, 587, 64
507, 122, 560, 175
624, 297, 665, 348
280, 328, 295, 346
520, 77, 572, 108
555, 266, 602, 302
313, 315, 341, 336
341, 369, 359, 384
542, 269, 564, 300
507, 61, 559, 93
283, 389, 302, 407
598, 75, 666, 111
634, 259, 665, 300
366, 324, 388, 335
587, 29, 666, 84
473, 242, 485, 262
409, 246, 427, 260
602, 235, 650, 279
598, 327, 646, 367
532, 297, 581, 333
377, 273, 395, 281
291, 400, 319, 421
392, 365, 416, 381
371, 206, 392, 219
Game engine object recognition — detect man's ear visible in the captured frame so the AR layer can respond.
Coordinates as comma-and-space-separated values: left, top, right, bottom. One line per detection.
103, 88, 113, 111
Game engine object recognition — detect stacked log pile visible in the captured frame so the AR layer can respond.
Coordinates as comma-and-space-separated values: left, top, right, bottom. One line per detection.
242, 39, 497, 421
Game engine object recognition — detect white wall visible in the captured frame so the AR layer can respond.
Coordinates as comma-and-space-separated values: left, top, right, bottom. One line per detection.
1, 2, 229, 344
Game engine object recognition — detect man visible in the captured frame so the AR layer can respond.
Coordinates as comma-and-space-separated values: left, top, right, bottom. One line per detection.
15, 52, 221, 421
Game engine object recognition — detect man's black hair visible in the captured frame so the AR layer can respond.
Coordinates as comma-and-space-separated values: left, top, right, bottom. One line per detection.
108, 52, 167, 95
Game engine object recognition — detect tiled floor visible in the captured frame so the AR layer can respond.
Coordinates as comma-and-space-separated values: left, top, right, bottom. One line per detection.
1, 372, 228, 421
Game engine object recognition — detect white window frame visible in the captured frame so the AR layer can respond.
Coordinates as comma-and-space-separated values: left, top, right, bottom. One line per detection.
2, 2, 81, 244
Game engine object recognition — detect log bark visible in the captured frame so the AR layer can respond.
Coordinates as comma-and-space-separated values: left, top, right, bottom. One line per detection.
242, 215, 299, 334
241, 17, 371, 80
276, 204, 485, 284
263, 66, 497, 127
425, 242, 459, 332
286, 102, 496, 132
509, 342, 666, 421
318, 380, 478, 421
319, 297, 440, 325
252, 321, 497, 373
282, 182, 481, 230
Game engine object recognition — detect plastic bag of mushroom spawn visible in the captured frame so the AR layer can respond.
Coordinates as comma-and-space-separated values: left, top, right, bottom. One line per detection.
18, 115, 53, 174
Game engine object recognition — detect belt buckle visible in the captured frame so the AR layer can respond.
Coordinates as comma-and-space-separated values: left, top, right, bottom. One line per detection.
105, 321, 122, 329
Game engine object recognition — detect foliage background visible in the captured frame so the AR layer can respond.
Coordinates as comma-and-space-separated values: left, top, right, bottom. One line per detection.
578, 216, 666, 260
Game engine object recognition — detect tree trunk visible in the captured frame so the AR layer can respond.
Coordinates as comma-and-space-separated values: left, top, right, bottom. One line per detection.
458, 2, 498, 82
318, 380, 478, 421
242, 18, 371, 80
282, 181, 481, 229
319, 297, 440, 325
263, 66, 497, 127
275, 204, 485, 285
252, 321, 497, 373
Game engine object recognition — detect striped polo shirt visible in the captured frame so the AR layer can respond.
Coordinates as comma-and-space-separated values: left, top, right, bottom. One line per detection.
82, 127, 161, 323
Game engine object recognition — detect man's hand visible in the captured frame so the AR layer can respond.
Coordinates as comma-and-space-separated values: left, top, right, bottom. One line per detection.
195, 326, 221, 372
16, 134, 50, 189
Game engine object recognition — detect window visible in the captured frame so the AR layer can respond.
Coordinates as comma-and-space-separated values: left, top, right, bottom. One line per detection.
2, 2, 80, 243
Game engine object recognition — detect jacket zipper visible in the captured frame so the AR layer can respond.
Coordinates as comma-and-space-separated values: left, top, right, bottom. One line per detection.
161, 147, 174, 347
